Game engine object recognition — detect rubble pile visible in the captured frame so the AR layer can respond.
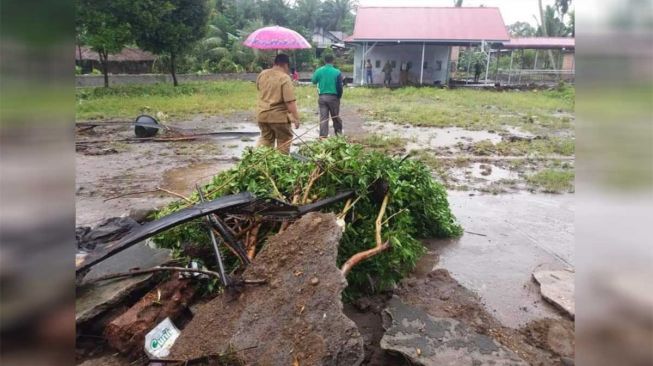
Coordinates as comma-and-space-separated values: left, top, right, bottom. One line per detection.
155, 138, 462, 295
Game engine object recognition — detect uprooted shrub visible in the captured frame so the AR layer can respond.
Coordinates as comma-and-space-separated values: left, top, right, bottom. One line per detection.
153, 138, 462, 297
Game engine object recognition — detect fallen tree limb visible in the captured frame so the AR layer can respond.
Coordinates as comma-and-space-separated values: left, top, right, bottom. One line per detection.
341, 194, 391, 276
301, 166, 323, 204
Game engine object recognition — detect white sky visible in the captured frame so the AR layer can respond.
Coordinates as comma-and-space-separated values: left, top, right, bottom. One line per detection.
357, 0, 570, 26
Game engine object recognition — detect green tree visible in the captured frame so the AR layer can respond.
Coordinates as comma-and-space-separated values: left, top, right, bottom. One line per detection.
76, 0, 133, 87
320, 0, 355, 31
258, 0, 290, 26
131, 0, 210, 86
508, 21, 537, 37
293, 0, 323, 30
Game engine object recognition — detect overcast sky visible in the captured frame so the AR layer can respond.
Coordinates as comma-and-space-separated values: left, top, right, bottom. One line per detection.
357, 0, 570, 26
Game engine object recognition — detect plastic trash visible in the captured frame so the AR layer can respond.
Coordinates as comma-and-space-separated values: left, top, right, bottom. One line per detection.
144, 317, 180, 359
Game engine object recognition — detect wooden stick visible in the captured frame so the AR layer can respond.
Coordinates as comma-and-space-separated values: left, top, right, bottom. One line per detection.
246, 224, 260, 260
81, 266, 266, 286
341, 194, 391, 276
301, 167, 323, 204
156, 186, 192, 203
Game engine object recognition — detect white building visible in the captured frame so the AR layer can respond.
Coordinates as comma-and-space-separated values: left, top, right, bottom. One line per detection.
346, 6, 510, 86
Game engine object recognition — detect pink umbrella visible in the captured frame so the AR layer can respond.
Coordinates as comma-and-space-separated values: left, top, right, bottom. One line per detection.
243, 26, 311, 50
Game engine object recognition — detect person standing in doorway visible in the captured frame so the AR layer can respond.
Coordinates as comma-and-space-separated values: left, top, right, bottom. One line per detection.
382, 60, 393, 87
255, 54, 300, 154
474, 61, 483, 83
365, 59, 373, 85
311, 54, 344, 138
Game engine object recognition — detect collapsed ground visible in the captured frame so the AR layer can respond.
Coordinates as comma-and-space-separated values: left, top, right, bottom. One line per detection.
76, 81, 575, 365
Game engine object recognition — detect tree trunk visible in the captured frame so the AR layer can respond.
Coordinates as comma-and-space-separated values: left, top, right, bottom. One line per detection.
100, 50, 109, 88
170, 52, 178, 87
538, 0, 557, 70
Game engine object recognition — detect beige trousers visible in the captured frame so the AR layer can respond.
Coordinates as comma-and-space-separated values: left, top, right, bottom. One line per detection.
257, 122, 293, 154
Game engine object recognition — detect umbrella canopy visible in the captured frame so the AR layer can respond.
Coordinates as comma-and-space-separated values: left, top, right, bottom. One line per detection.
243, 26, 311, 50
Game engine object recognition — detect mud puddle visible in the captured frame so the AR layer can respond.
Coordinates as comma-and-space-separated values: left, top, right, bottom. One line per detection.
363, 121, 503, 150
449, 162, 520, 186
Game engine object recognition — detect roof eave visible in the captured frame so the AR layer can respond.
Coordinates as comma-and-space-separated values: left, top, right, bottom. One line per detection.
346, 38, 509, 44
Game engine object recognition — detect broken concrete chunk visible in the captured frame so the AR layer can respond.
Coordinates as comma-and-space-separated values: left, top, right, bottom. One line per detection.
171, 212, 364, 366
532, 269, 575, 318
75, 241, 172, 324
380, 297, 528, 366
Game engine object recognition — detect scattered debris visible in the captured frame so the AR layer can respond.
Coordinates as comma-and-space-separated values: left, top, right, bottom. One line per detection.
171, 213, 365, 365
533, 269, 575, 318
144, 317, 181, 358
520, 319, 575, 358
76, 217, 140, 251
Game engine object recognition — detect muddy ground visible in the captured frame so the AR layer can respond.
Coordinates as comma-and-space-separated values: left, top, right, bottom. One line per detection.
76, 105, 575, 365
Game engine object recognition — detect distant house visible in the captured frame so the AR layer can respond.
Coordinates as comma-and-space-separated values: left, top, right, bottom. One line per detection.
346, 6, 510, 85
312, 28, 347, 49
75, 46, 156, 74
500, 37, 575, 71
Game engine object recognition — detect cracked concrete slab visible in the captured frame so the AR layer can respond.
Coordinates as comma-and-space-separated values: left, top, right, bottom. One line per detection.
380, 297, 528, 366
533, 269, 575, 318
76, 240, 172, 324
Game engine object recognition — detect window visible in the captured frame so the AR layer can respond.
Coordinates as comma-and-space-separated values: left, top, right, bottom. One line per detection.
375, 60, 381, 68
435, 61, 442, 71
390, 60, 396, 68
423, 62, 428, 69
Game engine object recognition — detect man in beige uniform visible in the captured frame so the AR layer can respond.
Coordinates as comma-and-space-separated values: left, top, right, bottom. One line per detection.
256, 54, 300, 154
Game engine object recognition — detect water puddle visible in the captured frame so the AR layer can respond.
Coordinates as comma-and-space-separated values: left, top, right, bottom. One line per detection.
503, 126, 536, 140
426, 191, 574, 328
161, 161, 234, 196
363, 122, 502, 151
450, 163, 519, 184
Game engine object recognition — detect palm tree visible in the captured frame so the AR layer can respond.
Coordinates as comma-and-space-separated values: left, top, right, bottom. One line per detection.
294, 0, 322, 30
321, 0, 356, 30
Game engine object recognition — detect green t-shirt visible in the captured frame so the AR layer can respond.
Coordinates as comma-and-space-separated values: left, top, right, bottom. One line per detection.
311, 64, 343, 97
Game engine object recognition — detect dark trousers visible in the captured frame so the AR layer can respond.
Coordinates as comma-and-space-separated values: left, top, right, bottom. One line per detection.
366, 70, 373, 84
318, 94, 342, 137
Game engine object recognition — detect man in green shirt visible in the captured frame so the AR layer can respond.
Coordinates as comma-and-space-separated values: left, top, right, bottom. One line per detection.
311, 54, 344, 137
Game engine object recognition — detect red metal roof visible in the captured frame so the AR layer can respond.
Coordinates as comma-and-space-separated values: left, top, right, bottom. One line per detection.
349, 7, 510, 42
501, 37, 575, 49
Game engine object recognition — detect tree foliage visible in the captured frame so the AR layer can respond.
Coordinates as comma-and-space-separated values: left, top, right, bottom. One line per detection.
508, 21, 537, 37
154, 139, 462, 297
76, 0, 133, 87
76, 0, 358, 79
131, 0, 210, 86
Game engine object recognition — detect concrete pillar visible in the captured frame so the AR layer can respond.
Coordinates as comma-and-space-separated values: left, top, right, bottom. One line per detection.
420, 42, 425, 85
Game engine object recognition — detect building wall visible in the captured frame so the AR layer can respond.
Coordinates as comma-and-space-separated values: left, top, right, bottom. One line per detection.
354, 44, 451, 85
562, 52, 575, 71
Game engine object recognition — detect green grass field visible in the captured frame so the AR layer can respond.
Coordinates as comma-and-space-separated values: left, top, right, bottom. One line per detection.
76, 81, 574, 138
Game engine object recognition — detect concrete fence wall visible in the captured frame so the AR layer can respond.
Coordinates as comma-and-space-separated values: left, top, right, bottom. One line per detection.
76, 72, 352, 87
